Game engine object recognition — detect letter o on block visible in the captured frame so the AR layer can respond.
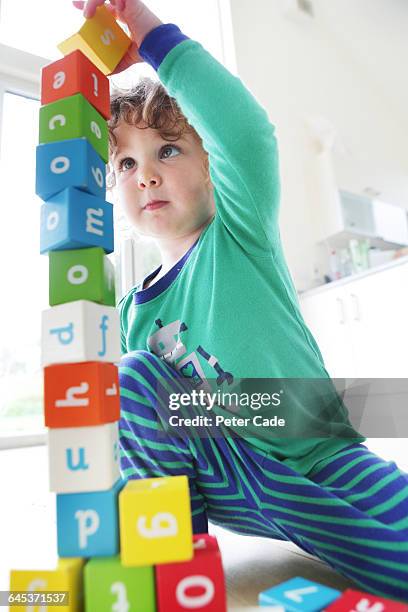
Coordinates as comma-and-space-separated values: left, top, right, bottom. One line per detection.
47, 211, 60, 231
51, 156, 70, 175
68, 265, 88, 285
176, 575, 215, 608
155, 534, 227, 611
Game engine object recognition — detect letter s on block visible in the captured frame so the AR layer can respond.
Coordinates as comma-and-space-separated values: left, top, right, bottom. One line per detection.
137, 512, 178, 538
101, 28, 115, 45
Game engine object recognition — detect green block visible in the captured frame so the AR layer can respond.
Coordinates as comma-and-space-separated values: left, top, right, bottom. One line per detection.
84, 556, 156, 611
49, 247, 115, 306
39, 93, 108, 162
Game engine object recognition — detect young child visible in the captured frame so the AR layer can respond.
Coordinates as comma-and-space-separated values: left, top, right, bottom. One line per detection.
76, 0, 408, 601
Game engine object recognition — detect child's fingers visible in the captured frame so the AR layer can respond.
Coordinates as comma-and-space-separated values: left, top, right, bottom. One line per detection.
80, 0, 106, 19
72, 1, 85, 10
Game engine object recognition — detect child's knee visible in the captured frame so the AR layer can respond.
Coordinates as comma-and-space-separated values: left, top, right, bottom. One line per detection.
120, 349, 160, 370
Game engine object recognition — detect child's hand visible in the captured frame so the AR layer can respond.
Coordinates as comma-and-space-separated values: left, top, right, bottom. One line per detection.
72, 0, 163, 74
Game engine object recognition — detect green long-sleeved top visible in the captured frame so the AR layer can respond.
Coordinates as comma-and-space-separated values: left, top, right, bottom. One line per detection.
118, 25, 366, 475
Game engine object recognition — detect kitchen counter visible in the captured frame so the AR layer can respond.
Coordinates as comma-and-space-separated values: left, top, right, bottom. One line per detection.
298, 253, 408, 299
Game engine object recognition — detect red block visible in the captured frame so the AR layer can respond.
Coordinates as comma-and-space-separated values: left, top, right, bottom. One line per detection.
155, 534, 226, 611
44, 361, 119, 427
325, 589, 408, 612
41, 50, 110, 119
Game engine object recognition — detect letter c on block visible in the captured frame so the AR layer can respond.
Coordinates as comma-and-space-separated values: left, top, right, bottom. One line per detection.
49, 114, 66, 130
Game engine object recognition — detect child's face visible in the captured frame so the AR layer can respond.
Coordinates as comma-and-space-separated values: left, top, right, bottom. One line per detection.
111, 120, 215, 240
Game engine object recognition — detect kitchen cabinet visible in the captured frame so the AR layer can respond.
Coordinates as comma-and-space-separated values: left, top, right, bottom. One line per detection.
299, 259, 408, 378
313, 189, 408, 250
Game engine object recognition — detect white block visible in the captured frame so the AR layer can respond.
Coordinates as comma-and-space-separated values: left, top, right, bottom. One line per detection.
48, 421, 120, 493
41, 300, 120, 366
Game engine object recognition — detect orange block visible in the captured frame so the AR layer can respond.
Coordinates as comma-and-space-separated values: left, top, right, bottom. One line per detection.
44, 361, 119, 428
41, 50, 110, 119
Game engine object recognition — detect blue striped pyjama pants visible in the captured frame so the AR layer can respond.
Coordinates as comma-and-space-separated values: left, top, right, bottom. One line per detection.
118, 350, 408, 603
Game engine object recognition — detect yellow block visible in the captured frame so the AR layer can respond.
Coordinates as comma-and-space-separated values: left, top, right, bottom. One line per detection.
9, 558, 84, 612
119, 475, 193, 567
57, 5, 132, 75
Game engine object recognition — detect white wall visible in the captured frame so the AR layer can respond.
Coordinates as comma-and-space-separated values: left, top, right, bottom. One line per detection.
228, 0, 408, 292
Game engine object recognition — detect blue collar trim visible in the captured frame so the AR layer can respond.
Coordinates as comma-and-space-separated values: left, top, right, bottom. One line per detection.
134, 236, 200, 305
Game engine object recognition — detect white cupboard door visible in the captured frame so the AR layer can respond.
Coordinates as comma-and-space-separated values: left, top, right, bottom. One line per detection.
345, 264, 408, 377
300, 286, 357, 378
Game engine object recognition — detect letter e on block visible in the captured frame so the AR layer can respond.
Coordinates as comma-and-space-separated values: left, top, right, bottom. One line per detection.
41, 50, 110, 119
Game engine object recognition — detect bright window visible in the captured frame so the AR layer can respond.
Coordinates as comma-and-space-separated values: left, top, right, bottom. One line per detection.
0, 91, 47, 437
0, 0, 223, 63
0, 0, 227, 441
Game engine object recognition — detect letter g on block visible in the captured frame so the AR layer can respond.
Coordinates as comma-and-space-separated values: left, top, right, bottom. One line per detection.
137, 512, 178, 538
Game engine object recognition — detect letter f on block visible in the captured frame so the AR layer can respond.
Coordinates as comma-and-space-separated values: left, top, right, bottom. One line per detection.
98, 315, 109, 356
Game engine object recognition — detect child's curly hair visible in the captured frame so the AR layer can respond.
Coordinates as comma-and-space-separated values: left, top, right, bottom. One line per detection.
107, 77, 210, 188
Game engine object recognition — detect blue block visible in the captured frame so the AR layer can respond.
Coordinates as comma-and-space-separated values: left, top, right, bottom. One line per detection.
259, 577, 341, 611
36, 138, 106, 201
40, 187, 114, 253
56, 478, 125, 557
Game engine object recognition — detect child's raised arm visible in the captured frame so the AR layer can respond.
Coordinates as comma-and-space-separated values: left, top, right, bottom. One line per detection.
74, 0, 281, 255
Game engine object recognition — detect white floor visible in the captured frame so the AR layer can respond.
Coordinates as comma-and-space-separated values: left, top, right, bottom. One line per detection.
1, 440, 407, 609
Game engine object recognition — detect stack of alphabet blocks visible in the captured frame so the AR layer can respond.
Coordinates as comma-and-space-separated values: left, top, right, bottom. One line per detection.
9, 7, 226, 611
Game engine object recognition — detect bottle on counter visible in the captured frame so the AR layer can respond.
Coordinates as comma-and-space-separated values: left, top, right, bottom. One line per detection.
329, 249, 341, 282
339, 247, 353, 277
349, 238, 370, 274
